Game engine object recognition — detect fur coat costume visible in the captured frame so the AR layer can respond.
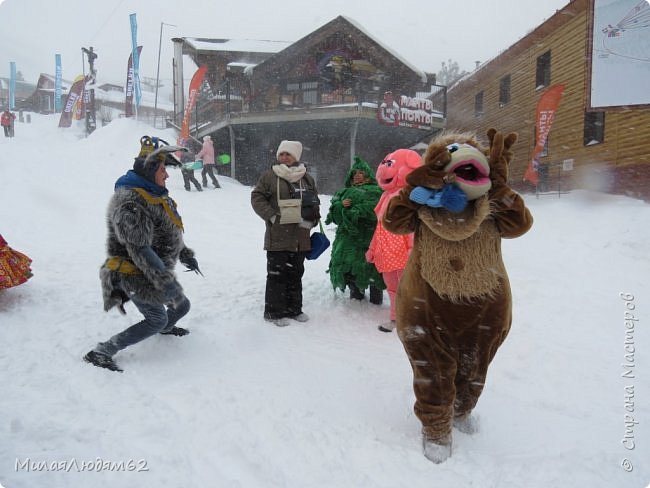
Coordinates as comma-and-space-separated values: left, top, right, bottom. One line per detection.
325, 156, 384, 292
383, 129, 533, 457
99, 169, 194, 311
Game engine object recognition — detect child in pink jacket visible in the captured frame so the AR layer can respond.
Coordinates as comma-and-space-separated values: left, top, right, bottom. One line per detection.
196, 135, 221, 188
366, 149, 422, 332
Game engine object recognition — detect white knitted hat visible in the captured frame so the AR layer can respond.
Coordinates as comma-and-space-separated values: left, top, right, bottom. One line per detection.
276, 140, 303, 161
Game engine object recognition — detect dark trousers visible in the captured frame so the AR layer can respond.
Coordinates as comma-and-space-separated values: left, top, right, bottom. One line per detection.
202, 164, 221, 188
182, 169, 202, 191
95, 294, 191, 357
2, 125, 9, 137
264, 251, 305, 319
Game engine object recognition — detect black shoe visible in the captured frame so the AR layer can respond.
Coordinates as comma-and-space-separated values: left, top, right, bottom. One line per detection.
202, 182, 208, 188
349, 283, 365, 300
83, 351, 123, 372
197, 187, 203, 192
160, 326, 190, 336
378, 320, 396, 333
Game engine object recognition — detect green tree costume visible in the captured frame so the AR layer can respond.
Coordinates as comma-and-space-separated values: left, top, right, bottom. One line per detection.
325, 157, 385, 293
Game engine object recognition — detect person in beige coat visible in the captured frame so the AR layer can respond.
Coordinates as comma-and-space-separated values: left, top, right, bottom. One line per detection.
251, 140, 320, 327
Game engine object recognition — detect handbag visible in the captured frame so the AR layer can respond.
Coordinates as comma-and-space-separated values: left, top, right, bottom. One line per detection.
277, 178, 303, 224
306, 221, 330, 260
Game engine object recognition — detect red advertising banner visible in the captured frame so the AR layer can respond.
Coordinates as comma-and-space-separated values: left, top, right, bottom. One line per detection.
524, 84, 565, 185
125, 46, 143, 117
180, 65, 208, 140
58, 75, 89, 128
377, 91, 436, 130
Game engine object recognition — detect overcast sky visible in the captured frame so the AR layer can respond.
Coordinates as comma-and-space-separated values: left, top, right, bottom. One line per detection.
1, 0, 569, 85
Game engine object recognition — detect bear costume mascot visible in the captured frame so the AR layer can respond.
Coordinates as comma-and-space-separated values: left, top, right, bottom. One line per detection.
383, 129, 533, 463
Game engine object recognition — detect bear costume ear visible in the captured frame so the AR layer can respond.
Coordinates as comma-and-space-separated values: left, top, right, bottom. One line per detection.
486, 128, 518, 187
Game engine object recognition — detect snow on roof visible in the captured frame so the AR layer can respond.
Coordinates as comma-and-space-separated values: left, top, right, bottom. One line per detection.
183, 38, 291, 54
341, 15, 428, 84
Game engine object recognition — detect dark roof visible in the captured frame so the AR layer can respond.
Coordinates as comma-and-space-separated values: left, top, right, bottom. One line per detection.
252, 15, 427, 84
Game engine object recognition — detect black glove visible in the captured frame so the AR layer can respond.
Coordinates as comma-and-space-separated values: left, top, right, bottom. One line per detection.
182, 256, 203, 276
108, 289, 130, 315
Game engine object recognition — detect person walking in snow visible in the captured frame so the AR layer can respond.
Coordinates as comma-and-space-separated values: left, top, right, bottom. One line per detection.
1, 109, 16, 137
251, 140, 320, 327
196, 135, 221, 189
179, 141, 203, 192
84, 136, 202, 372
325, 156, 384, 303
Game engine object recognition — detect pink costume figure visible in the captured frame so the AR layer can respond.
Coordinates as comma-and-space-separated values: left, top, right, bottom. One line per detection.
366, 149, 422, 332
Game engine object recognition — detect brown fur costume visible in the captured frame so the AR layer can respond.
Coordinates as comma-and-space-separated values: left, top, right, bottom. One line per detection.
383, 129, 533, 454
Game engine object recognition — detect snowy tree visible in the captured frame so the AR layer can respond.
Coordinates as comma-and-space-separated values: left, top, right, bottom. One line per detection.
436, 59, 468, 86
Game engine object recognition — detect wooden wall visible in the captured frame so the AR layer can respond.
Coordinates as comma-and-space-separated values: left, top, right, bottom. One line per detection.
446, 0, 650, 200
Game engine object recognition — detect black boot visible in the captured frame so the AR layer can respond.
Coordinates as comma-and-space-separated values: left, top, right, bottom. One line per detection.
83, 351, 123, 372
369, 286, 383, 305
160, 326, 190, 336
349, 283, 365, 300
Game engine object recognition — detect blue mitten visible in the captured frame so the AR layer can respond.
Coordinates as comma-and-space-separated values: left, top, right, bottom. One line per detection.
409, 186, 437, 205
439, 184, 467, 213
410, 185, 467, 213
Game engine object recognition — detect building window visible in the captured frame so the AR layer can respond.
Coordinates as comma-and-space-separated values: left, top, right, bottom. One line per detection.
499, 74, 511, 106
301, 81, 318, 105
474, 91, 484, 116
584, 111, 605, 146
536, 50, 551, 89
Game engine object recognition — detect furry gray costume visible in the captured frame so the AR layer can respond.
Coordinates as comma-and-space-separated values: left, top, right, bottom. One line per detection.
99, 186, 194, 309
85, 137, 199, 372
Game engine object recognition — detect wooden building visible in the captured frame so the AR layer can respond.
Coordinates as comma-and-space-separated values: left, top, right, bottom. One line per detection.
445, 0, 650, 200
0, 77, 36, 110
173, 16, 446, 193
23, 74, 71, 113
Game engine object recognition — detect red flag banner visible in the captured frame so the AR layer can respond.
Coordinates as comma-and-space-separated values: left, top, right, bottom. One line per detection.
180, 65, 208, 140
125, 46, 143, 117
58, 75, 89, 128
524, 84, 565, 185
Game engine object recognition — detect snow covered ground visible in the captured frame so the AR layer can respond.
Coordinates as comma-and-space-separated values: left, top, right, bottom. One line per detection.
1, 114, 649, 488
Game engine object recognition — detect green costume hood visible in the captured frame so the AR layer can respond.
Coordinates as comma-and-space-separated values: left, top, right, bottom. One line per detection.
344, 156, 377, 187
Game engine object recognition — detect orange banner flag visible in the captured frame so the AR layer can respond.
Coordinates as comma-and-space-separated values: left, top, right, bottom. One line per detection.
524, 84, 565, 185
180, 65, 208, 141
